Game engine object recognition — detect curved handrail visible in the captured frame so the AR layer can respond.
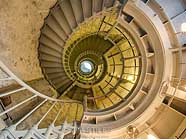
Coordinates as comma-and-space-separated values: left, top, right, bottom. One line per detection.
0, 61, 82, 104
0, 60, 84, 139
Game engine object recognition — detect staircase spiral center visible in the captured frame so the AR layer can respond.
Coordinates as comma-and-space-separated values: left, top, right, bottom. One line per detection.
80, 60, 94, 74
38, 8, 143, 112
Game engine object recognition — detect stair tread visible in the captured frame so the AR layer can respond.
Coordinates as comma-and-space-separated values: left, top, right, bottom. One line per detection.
59, 0, 77, 29
70, 0, 84, 23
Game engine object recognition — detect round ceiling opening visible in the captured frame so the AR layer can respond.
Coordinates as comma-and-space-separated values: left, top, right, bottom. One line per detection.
80, 60, 94, 74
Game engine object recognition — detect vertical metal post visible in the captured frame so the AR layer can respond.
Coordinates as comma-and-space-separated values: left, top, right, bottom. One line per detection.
14, 99, 47, 127
58, 103, 72, 139
45, 103, 64, 138
35, 101, 57, 127
83, 95, 87, 112
0, 95, 37, 117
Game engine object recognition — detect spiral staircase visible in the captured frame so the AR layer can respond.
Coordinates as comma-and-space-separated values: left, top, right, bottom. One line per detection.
0, 0, 186, 139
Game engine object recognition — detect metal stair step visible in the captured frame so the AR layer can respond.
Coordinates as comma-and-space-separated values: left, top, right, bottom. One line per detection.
39, 45, 62, 58
70, 0, 84, 23
39, 53, 62, 63
40, 61, 63, 68
81, 0, 92, 18
52, 6, 73, 35
42, 25, 65, 47
43, 67, 64, 74
40, 35, 64, 52
59, 0, 77, 29
46, 15, 68, 41
93, 0, 103, 13
104, 0, 115, 8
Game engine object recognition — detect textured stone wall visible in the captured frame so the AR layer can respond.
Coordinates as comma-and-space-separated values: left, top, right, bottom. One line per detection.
0, 0, 57, 81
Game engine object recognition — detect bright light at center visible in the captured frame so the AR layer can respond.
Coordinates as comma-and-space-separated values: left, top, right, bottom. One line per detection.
80, 60, 94, 74
147, 134, 157, 139
181, 23, 186, 32
84, 63, 92, 70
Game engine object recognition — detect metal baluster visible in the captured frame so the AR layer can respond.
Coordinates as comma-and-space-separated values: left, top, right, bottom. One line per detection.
23, 101, 57, 139
58, 103, 72, 139
0, 87, 26, 98
0, 77, 13, 81
73, 104, 79, 135
45, 103, 64, 138
36, 101, 57, 127
0, 95, 37, 117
